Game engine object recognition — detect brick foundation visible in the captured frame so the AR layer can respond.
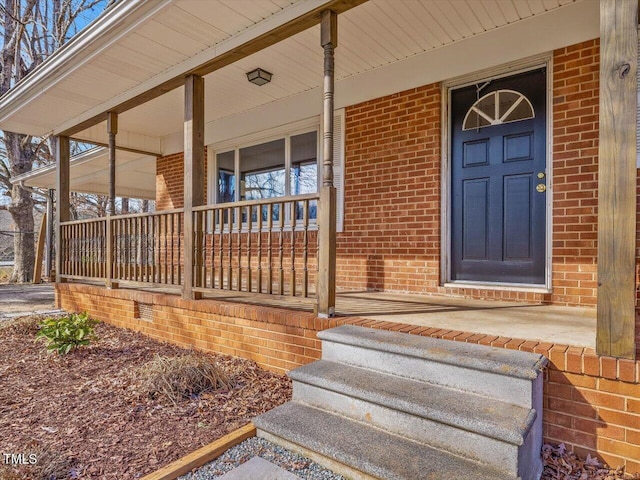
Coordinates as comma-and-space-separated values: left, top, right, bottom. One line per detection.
56, 283, 640, 473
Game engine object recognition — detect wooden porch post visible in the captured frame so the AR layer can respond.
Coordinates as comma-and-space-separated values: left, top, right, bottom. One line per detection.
596, 0, 638, 358
183, 74, 205, 300
44, 189, 54, 279
55, 136, 70, 284
317, 10, 338, 318
107, 112, 118, 215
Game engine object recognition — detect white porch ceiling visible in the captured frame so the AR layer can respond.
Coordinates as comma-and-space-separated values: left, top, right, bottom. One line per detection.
0, 0, 586, 152
88, 0, 583, 141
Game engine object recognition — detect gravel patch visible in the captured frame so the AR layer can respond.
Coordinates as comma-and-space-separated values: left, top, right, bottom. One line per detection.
180, 437, 346, 480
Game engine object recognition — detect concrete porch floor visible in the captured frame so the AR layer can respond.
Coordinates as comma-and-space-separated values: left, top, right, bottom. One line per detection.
98, 282, 596, 349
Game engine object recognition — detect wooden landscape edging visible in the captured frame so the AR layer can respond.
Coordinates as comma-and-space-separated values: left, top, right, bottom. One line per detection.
141, 423, 256, 480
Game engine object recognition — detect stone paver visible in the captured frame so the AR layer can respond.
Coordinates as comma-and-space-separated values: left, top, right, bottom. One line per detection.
217, 457, 300, 480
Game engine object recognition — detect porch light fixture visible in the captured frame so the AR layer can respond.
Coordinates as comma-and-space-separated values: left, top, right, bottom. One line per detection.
246, 68, 272, 86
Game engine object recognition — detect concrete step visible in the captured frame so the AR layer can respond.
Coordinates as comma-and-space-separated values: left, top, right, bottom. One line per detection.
289, 360, 539, 477
318, 325, 548, 408
254, 402, 516, 480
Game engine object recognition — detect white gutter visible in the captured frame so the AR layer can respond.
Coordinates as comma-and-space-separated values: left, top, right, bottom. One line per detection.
0, 0, 174, 129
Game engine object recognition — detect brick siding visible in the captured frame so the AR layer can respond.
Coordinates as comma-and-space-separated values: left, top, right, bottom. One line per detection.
336, 39, 604, 307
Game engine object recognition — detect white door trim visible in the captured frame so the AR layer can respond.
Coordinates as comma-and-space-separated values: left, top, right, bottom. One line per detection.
440, 53, 554, 292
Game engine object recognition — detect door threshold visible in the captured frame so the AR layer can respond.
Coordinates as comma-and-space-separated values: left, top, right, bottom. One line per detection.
443, 282, 551, 294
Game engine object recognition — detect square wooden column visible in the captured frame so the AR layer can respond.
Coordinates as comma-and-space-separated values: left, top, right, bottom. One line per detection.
107, 112, 118, 215
596, 0, 638, 358
317, 10, 338, 318
183, 74, 205, 300
55, 136, 70, 284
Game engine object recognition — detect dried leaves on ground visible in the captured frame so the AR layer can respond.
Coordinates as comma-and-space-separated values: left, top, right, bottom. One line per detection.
0, 315, 292, 479
542, 443, 640, 480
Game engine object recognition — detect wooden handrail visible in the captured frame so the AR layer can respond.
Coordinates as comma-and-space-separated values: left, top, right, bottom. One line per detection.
192, 193, 319, 212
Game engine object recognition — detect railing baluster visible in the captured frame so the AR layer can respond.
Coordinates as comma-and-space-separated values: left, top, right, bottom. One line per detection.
236, 206, 242, 291
246, 206, 252, 293
267, 203, 273, 295
151, 215, 156, 284
218, 210, 224, 289
177, 212, 184, 285
303, 199, 309, 298
278, 202, 284, 295
212, 210, 216, 288
257, 206, 263, 293
290, 201, 296, 297
200, 211, 206, 288
227, 207, 233, 290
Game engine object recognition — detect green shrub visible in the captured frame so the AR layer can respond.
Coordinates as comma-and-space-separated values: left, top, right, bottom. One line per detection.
36, 312, 98, 355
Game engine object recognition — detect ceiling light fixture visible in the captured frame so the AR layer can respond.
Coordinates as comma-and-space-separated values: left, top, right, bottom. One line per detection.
246, 68, 273, 86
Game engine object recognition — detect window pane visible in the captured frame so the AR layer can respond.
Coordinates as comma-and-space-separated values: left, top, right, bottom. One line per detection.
240, 139, 285, 200
217, 151, 235, 203
290, 132, 318, 195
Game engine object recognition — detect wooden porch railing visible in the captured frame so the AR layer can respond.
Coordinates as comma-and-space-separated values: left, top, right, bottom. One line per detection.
58, 195, 319, 297
59, 209, 184, 286
59, 217, 107, 279
111, 209, 184, 286
192, 194, 319, 297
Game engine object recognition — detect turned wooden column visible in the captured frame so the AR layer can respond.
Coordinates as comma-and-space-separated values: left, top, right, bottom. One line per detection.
317, 10, 338, 318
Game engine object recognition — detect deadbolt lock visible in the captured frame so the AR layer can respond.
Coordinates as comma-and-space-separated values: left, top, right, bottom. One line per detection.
536, 184, 546, 193
537, 172, 545, 179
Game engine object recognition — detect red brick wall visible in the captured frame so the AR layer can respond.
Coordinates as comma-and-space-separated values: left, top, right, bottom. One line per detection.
335, 39, 603, 307
56, 283, 640, 473
156, 151, 208, 211
157, 153, 185, 210
337, 84, 441, 292
551, 40, 600, 307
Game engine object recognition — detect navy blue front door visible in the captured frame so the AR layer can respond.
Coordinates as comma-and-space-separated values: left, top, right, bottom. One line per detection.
450, 69, 547, 284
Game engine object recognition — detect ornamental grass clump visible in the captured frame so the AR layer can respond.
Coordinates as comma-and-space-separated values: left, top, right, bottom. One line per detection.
132, 353, 234, 405
35, 312, 98, 355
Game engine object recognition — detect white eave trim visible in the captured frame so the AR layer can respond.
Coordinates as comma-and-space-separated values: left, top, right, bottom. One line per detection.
10, 146, 106, 185
0, 0, 173, 127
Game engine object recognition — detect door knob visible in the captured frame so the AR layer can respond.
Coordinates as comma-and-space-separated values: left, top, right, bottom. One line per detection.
536, 184, 546, 193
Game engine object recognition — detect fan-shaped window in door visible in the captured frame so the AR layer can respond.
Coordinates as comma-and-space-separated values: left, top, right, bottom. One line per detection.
463, 89, 534, 130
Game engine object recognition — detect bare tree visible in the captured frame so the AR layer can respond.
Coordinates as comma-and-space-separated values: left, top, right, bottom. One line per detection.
0, 0, 113, 282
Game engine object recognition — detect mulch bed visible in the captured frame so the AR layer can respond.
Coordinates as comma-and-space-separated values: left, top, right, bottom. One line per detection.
0, 315, 291, 479
542, 443, 640, 480
1, 315, 639, 480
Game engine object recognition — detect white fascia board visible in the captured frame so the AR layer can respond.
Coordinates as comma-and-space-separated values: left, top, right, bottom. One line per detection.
0, 0, 174, 135
52, 0, 343, 137
161, 0, 598, 156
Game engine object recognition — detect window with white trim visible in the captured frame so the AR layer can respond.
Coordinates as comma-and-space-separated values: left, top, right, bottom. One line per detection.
212, 129, 318, 210
208, 111, 345, 231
